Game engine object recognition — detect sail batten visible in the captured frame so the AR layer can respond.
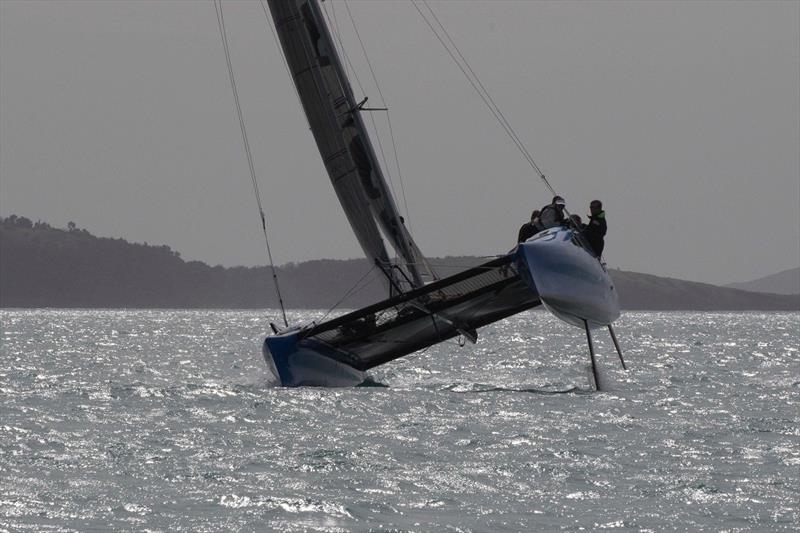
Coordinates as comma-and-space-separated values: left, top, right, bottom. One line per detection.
266, 0, 433, 290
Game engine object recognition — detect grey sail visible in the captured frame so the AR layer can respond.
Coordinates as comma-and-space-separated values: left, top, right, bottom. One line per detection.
266, 0, 435, 288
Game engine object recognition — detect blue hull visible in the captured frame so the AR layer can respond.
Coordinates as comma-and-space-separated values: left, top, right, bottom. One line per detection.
263, 329, 366, 387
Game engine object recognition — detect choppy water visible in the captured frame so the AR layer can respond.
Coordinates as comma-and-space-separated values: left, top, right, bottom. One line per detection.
1, 310, 798, 531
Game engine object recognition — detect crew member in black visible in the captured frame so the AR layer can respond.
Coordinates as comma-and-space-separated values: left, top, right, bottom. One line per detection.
517, 209, 540, 243
537, 196, 566, 230
583, 199, 607, 257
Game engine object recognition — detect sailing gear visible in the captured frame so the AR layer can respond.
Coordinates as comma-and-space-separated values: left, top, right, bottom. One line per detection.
518, 222, 538, 243
518, 209, 541, 242
583, 210, 607, 257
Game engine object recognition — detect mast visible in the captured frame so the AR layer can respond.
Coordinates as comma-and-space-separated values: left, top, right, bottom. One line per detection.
266, 0, 434, 289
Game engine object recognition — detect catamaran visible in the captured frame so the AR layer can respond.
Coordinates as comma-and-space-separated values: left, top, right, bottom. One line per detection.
229, 0, 626, 388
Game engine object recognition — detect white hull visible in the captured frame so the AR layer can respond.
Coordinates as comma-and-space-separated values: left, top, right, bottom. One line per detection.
518, 226, 619, 329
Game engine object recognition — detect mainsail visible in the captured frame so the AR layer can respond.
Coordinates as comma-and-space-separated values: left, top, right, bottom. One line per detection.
266, 0, 433, 289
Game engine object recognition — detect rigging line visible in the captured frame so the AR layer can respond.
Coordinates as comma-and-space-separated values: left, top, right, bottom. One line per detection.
402, 261, 502, 270
418, 1, 534, 166
423, 5, 558, 201
413, 1, 532, 174
412, 1, 556, 197
383, 111, 413, 232
326, 0, 355, 91
342, 0, 414, 233
425, 2, 558, 198
342, 1, 386, 104
421, 0, 545, 180
213, 0, 289, 327
316, 265, 379, 324
322, 2, 366, 99
411, 2, 523, 159
368, 110, 401, 212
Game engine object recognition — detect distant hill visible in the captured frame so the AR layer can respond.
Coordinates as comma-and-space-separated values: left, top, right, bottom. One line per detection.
726, 267, 800, 295
1, 216, 798, 310
610, 269, 798, 310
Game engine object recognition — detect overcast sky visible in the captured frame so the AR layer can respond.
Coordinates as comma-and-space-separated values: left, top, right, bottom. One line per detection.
1, 0, 798, 285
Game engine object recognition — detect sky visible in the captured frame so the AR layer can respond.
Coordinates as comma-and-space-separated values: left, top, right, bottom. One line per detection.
1, 0, 798, 285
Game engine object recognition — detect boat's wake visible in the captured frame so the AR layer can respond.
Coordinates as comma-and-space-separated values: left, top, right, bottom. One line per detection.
356, 377, 389, 388
426, 382, 586, 394
259, 377, 584, 393
352, 376, 583, 393
458, 385, 582, 394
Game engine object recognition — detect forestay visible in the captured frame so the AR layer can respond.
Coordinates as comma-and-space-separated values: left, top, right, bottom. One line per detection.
266, 0, 434, 289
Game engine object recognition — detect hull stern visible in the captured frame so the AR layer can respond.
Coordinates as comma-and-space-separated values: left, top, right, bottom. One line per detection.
263, 330, 366, 387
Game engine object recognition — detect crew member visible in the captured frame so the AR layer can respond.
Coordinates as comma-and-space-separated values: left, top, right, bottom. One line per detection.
537, 196, 566, 229
583, 199, 607, 257
517, 209, 540, 243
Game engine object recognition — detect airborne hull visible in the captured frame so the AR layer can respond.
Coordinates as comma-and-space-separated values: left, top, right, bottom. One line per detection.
517, 226, 620, 329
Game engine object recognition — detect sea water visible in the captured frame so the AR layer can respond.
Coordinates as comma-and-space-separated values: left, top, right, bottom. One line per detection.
1, 309, 798, 531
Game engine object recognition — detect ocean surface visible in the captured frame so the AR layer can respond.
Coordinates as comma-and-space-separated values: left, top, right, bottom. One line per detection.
1, 309, 798, 531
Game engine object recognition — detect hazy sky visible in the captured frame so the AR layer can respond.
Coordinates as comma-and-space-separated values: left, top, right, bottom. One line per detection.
1, 0, 798, 284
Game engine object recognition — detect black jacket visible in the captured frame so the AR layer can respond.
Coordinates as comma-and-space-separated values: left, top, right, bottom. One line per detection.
518, 222, 538, 243
583, 211, 607, 256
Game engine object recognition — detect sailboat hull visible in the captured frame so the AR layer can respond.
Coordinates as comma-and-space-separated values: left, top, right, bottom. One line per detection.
263, 330, 367, 387
517, 226, 620, 329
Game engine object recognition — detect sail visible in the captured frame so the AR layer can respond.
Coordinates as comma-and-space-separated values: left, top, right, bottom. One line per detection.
266, 0, 434, 288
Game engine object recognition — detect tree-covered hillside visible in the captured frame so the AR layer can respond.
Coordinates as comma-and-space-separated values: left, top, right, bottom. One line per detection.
1, 216, 798, 310
0, 216, 384, 308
